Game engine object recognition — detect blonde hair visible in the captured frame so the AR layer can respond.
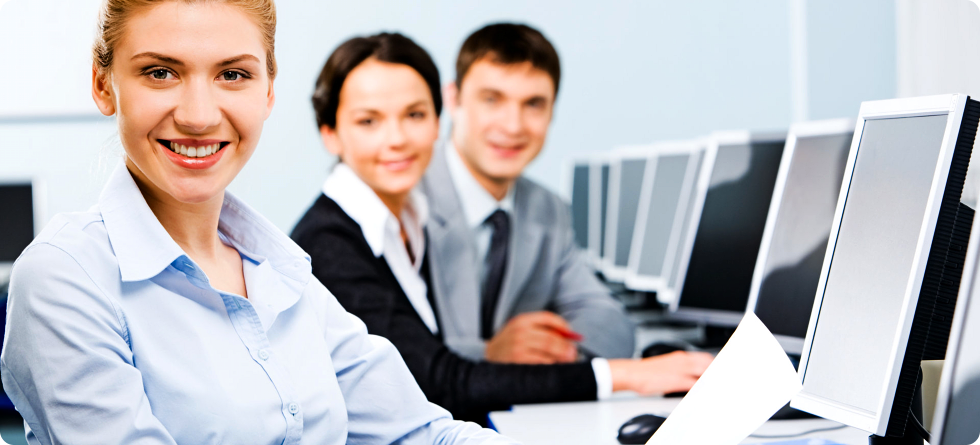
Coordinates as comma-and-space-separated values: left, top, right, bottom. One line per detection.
93, 0, 277, 79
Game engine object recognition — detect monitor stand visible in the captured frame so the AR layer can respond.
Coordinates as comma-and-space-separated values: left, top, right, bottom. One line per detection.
868, 369, 926, 445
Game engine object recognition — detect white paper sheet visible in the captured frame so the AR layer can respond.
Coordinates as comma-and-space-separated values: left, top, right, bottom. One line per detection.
647, 312, 804, 445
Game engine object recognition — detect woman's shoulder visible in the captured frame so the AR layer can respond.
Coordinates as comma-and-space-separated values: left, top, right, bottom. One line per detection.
291, 194, 367, 253
18, 209, 119, 279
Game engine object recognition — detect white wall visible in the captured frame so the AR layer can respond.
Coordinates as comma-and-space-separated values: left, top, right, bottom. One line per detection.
896, 0, 980, 206
0, 0, 896, 232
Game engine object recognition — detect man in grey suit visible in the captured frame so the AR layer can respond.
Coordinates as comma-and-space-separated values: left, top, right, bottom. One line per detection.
422, 23, 635, 366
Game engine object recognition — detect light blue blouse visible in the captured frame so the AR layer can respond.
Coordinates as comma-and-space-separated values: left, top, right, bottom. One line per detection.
0, 164, 514, 445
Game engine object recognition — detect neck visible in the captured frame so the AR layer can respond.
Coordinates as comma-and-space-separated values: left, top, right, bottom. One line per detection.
126, 159, 225, 261
452, 138, 513, 201
376, 190, 409, 223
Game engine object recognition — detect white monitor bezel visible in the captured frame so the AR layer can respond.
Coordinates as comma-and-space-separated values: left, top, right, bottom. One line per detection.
745, 118, 856, 355
668, 130, 787, 327
791, 94, 969, 435
623, 139, 705, 298
600, 145, 658, 282
587, 156, 612, 268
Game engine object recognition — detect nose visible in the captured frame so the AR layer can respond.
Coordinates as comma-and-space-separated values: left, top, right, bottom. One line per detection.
173, 79, 222, 134
500, 102, 523, 136
386, 119, 408, 149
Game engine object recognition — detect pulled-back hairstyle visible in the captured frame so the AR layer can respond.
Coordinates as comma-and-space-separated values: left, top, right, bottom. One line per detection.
455, 23, 561, 95
312, 32, 442, 129
93, 0, 277, 79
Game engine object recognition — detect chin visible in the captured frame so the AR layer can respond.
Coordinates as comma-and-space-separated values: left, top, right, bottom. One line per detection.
167, 179, 226, 204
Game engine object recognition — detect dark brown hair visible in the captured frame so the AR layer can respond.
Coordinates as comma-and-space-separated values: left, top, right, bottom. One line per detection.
312, 32, 442, 129
455, 23, 561, 95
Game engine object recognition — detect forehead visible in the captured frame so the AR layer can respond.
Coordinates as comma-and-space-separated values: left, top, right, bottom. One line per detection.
339, 59, 432, 110
460, 58, 555, 100
116, 2, 266, 67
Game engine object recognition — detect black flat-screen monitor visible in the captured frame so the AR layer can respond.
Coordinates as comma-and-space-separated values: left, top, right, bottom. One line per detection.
670, 131, 786, 326
932, 199, 980, 445
0, 182, 36, 263
792, 94, 979, 439
747, 119, 854, 354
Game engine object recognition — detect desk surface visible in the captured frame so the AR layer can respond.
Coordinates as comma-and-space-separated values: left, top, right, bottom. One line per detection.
490, 396, 871, 444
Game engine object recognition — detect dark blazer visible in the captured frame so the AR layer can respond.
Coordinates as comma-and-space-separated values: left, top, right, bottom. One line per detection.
291, 195, 597, 424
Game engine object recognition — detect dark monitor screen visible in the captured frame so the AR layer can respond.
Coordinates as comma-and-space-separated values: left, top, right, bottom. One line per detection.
571, 164, 590, 249
612, 159, 648, 268
676, 139, 784, 323
753, 132, 852, 344
802, 114, 949, 417
0, 183, 35, 263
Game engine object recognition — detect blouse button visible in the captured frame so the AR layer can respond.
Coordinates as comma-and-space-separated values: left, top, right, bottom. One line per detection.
288, 403, 299, 415
258, 349, 270, 361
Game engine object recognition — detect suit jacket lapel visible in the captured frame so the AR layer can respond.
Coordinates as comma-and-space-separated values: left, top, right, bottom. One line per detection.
494, 179, 544, 331
423, 147, 483, 340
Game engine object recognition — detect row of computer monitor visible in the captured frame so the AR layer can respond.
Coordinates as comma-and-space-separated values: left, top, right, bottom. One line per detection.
572, 93, 980, 442
568, 119, 851, 354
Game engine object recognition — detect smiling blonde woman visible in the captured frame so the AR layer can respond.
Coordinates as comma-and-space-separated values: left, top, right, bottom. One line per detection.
0, 1, 514, 444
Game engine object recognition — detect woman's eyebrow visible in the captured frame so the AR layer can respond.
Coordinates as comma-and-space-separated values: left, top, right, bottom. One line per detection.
218, 54, 261, 67
131, 52, 184, 66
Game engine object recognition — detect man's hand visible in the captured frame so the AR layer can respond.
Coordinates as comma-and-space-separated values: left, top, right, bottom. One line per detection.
608, 351, 714, 395
484, 311, 582, 364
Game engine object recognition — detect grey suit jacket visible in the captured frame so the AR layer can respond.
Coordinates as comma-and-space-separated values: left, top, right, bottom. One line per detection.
421, 146, 635, 360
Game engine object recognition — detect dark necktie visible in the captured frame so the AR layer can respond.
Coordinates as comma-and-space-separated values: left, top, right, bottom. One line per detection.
481, 209, 510, 339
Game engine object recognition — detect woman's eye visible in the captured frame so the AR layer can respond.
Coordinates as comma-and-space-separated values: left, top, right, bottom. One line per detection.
358, 119, 375, 126
221, 71, 244, 81
149, 69, 171, 80
409, 111, 426, 120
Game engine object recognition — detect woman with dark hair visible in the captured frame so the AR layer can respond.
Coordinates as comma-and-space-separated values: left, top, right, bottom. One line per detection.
292, 32, 713, 425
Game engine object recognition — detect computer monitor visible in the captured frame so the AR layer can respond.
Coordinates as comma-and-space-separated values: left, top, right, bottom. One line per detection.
746, 119, 854, 355
669, 131, 786, 326
602, 147, 655, 281
567, 158, 592, 251
590, 159, 612, 269
931, 197, 980, 445
0, 180, 39, 284
624, 140, 704, 305
791, 94, 979, 439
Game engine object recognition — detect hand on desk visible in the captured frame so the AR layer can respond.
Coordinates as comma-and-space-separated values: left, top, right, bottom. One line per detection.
484, 311, 582, 364
609, 351, 714, 395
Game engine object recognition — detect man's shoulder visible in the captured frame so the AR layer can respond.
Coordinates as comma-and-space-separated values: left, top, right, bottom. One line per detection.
514, 176, 569, 223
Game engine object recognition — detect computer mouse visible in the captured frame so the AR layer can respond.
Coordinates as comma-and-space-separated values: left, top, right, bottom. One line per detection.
617, 413, 667, 444
640, 342, 687, 358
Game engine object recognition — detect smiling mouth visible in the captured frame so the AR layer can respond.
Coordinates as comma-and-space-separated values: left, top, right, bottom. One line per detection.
158, 139, 230, 158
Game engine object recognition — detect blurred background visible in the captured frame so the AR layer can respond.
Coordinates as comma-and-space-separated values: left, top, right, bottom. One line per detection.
1, 1, 980, 442
5, 0, 977, 233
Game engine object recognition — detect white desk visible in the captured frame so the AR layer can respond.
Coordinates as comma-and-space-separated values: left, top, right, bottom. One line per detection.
490, 396, 871, 444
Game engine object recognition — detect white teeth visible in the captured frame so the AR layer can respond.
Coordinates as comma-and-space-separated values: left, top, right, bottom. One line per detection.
206, 145, 214, 156
170, 141, 176, 152
179, 145, 187, 156
187, 147, 197, 157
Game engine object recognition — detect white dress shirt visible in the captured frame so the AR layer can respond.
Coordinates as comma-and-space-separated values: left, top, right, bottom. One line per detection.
0, 163, 512, 444
444, 142, 613, 400
324, 163, 439, 334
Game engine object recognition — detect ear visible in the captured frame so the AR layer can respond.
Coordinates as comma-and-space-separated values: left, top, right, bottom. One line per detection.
264, 78, 276, 119
91, 64, 116, 116
319, 125, 343, 157
442, 81, 459, 115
